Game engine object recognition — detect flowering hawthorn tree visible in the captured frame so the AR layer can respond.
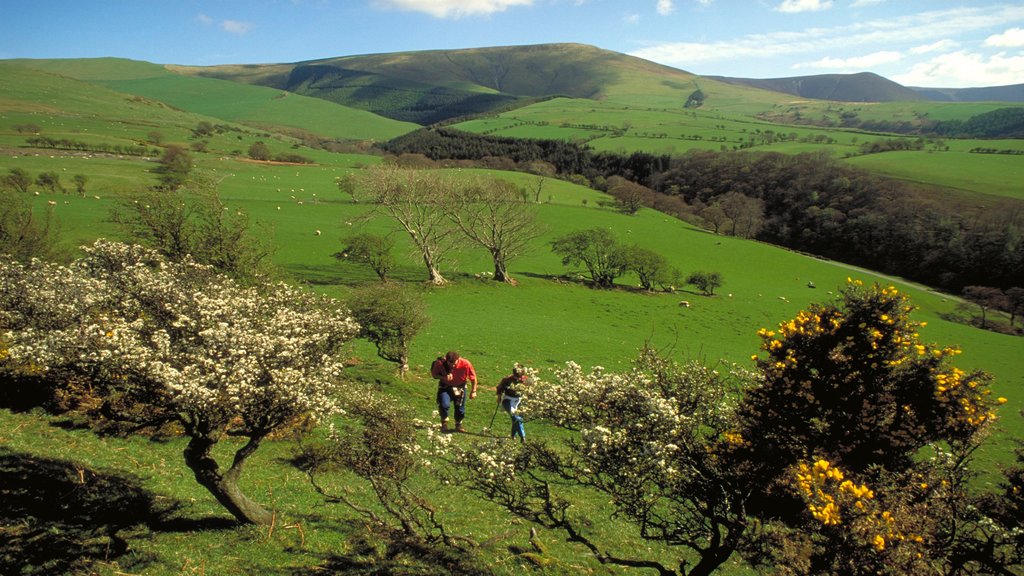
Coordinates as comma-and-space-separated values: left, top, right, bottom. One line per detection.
0, 240, 359, 524
450, 353, 757, 576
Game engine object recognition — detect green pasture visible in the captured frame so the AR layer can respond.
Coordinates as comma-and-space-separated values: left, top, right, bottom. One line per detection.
5, 59, 418, 144
2, 56, 1024, 575
845, 149, 1024, 199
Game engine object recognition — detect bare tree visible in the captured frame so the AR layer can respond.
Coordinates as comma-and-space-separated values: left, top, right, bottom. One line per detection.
344, 165, 462, 285
448, 177, 545, 284
715, 192, 765, 238
606, 175, 652, 215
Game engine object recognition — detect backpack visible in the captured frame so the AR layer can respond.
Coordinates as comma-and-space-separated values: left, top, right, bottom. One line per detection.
431, 356, 449, 381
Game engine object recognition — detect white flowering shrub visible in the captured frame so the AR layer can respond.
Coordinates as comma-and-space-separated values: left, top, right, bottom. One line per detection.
449, 350, 758, 576
0, 240, 359, 524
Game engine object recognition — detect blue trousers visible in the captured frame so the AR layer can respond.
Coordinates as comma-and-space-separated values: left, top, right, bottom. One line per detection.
438, 387, 466, 422
502, 395, 525, 440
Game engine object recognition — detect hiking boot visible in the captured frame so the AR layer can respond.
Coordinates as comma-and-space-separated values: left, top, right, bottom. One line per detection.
440, 419, 449, 432
455, 421, 466, 433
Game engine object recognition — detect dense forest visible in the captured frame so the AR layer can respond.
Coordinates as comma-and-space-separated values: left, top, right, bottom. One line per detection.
383, 128, 1024, 291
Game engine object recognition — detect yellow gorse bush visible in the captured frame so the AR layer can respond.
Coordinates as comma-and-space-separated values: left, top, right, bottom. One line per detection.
793, 459, 916, 555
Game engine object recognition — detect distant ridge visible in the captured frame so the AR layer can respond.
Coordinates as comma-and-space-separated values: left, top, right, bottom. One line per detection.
174, 43, 699, 125
709, 71, 1024, 103
910, 83, 1024, 103
707, 72, 923, 102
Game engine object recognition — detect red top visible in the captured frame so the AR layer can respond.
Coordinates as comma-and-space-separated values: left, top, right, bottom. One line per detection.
448, 358, 477, 388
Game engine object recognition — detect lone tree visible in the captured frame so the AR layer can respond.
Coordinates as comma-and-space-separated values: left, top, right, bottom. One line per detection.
962, 285, 1006, 329
686, 270, 723, 295
35, 171, 63, 193
551, 227, 630, 288
340, 165, 462, 285
0, 240, 359, 525
72, 174, 88, 196
336, 232, 396, 282
346, 282, 429, 377
1005, 286, 1024, 327
0, 191, 62, 262
605, 175, 652, 215
625, 244, 680, 291
3, 167, 33, 193
111, 178, 275, 282
247, 141, 271, 161
155, 145, 193, 190
448, 176, 545, 284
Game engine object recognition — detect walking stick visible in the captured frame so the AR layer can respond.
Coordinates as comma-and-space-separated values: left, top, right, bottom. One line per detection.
488, 398, 501, 433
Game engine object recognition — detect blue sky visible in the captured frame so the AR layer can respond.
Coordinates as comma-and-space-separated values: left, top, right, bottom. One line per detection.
2, 0, 1023, 88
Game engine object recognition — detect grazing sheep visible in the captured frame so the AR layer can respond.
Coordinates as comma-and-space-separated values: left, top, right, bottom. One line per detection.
315, 230, 321, 236
678, 300, 691, 308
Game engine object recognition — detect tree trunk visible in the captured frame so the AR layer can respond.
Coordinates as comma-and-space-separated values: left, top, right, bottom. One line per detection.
183, 432, 274, 525
492, 252, 516, 285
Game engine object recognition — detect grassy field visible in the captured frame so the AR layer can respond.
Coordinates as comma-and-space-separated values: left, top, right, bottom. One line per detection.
2, 56, 1023, 575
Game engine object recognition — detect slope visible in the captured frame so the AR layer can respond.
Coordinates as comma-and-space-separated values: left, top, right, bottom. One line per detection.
709, 72, 925, 102
6, 58, 418, 143
173, 43, 708, 124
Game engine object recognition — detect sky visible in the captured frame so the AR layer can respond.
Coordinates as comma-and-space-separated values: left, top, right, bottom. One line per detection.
1, 0, 1023, 88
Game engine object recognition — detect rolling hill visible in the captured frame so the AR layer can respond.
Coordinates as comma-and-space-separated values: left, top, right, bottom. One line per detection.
911, 82, 1024, 102
5, 57, 418, 143
171, 43, 706, 124
708, 71, 925, 102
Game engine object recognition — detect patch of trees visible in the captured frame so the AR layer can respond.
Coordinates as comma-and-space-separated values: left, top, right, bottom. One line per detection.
382, 128, 1022, 291
931, 107, 1024, 138
857, 137, 926, 155
339, 165, 545, 285
648, 150, 1024, 291
2, 167, 89, 197
247, 141, 314, 164
25, 136, 159, 157
684, 89, 705, 109
551, 227, 681, 291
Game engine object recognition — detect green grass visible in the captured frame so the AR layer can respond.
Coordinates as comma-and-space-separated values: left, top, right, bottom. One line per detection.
5, 59, 419, 143
2, 55, 1024, 575
846, 149, 1024, 199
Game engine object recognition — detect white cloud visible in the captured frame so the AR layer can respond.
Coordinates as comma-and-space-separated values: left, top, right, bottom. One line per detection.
656, 0, 675, 16
985, 27, 1024, 48
910, 39, 958, 54
893, 50, 1024, 88
221, 20, 252, 35
776, 0, 833, 13
850, 0, 885, 7
631, 5, 1024, 66
625, 13, 641, 25
197, 13, 214, 26
373, 0, 534, 18
793, 50, 902, 70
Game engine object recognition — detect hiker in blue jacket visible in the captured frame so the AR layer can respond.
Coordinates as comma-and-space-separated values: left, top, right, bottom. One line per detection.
495, 363, 529, 441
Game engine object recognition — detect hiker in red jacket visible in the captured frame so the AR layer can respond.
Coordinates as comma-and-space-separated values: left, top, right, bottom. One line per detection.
431, 350, 478, 432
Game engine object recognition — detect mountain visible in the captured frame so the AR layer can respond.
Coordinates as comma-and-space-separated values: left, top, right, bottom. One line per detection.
910, 83, 1024, 102
707, 72, 924, 102
172, 43, 701, 125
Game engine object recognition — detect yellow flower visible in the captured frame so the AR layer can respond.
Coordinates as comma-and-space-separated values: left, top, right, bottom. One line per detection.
997, 397, 1008, 404
873, 534, 886, 551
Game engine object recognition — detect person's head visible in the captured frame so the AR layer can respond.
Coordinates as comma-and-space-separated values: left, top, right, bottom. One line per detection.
445, 350, 460, 365
512, 363, 525, 378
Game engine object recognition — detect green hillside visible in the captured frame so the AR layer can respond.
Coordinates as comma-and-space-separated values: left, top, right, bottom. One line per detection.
6, 58, 418, 143
2, 50, 1023, 576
